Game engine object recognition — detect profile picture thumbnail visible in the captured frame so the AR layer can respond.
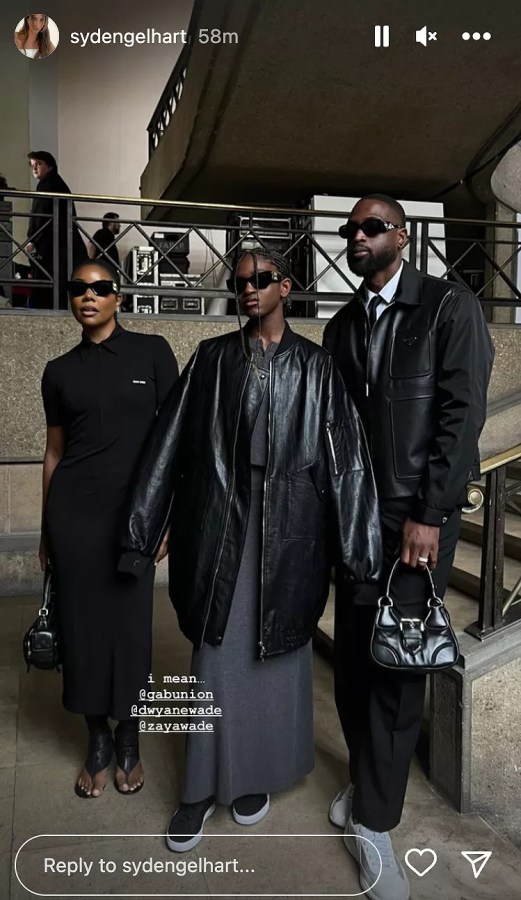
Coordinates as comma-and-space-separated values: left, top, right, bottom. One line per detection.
14, 13, 59, 59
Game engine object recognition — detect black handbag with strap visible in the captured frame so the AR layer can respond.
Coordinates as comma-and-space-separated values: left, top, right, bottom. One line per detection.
370, 558, 459, 673
22, 565, 61, 672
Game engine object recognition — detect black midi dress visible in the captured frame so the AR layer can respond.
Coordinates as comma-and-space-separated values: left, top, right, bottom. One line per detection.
41, 323, 178, 719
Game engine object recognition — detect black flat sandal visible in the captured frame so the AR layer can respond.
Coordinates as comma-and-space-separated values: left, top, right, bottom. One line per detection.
113, 723, 144, 795
74, 728, 114, 799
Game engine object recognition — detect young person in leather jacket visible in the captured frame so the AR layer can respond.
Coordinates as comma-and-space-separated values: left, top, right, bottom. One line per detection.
120, 249, 382, 852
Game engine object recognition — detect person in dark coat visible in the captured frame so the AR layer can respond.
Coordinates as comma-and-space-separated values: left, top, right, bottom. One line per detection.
40, 259, 179, 799
26, 151, 86, 309
323, 194, 494, 900
119, 249, 382, 851
89, 212, 121, 268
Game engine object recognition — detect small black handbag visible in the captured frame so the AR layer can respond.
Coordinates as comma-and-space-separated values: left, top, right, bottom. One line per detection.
370, 558, 459, 673
23, 565, 61, 671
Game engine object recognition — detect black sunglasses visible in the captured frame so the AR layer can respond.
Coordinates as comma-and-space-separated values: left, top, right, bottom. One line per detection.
67, 279, 118, 298
226, 270, 283, 294
339, 218, 403, 241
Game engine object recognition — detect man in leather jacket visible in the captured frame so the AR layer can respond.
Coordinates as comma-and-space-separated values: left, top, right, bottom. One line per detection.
323, 194, 494, 900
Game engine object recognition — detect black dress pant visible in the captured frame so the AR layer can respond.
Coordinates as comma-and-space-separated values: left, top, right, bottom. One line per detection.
334, 498, 461, 832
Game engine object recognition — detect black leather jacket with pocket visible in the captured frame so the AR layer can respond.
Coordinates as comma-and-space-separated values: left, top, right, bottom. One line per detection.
323, 262, 494, 526
119, 325, 382, 657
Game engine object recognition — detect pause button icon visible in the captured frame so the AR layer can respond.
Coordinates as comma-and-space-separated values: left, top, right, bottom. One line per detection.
374, 25, 390, 47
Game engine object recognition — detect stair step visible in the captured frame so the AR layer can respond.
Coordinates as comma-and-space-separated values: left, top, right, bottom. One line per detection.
506, 462, 521, 480
450, 539, 521, 600
460, 515, 521, 560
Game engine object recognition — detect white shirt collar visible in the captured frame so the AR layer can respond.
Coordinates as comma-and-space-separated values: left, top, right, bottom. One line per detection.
365, 261, 404, 305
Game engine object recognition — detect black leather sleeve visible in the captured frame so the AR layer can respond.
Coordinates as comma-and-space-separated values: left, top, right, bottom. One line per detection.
411, 290, 494, 526
118, 347, 200, 576
324, 358, 382, 584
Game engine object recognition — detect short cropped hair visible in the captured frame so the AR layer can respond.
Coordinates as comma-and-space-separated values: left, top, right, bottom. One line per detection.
359, 193, 406, 227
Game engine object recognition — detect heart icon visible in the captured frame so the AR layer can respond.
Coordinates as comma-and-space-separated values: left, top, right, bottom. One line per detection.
404, 848, 438, 877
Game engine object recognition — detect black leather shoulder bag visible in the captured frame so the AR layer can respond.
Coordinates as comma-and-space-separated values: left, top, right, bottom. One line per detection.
22, 565, 61, 672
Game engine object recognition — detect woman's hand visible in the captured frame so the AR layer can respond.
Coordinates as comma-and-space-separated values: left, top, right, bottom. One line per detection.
154, 527, 170, 565
38, 537, 48, 572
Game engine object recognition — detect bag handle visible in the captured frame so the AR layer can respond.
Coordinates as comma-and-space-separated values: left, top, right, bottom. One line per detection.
382, 557, 441, 607
39, 565, 53, 617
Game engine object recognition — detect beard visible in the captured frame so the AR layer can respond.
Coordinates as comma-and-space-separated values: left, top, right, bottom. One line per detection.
347, 244, 399, 279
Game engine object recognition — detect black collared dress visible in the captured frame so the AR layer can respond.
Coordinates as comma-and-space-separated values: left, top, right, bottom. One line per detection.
41, 323, 178, 719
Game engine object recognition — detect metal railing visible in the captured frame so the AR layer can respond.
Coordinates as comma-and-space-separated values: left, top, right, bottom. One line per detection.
1, 189, 521, 317
464, 444, 521, 638
147, 42, 191, 156
146, 0, 200, 157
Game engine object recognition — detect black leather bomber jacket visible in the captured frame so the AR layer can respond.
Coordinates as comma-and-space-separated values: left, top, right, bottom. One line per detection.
119, 325, 382, 657
323, 262, 495, 526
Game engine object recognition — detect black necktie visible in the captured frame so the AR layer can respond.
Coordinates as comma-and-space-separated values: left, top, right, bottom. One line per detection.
368, 295, 381, 330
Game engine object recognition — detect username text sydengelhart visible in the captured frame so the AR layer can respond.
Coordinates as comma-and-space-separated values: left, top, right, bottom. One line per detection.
70, 29, 187, 48
70, 28, 238, 49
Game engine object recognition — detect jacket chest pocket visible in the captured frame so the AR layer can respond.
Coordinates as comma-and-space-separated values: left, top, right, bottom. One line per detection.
390, 327, 432, 379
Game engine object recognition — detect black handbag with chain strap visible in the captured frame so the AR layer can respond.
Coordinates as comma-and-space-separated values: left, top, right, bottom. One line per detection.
370, 558, 459, 672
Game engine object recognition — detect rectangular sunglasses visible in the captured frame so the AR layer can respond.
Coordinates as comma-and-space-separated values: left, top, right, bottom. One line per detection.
342, 218, 402, 242
226, 270, 283, 294
67, 279, 118, 298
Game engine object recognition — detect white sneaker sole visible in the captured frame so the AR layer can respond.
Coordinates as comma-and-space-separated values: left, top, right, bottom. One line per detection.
329, 788, 353, 828
343, 833, 381, 900
343, 830, 410, 900
166, 803, 216, 853
232, 795, 270, 825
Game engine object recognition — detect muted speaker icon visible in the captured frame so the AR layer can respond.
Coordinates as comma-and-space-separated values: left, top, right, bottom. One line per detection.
416, 25, 437, 46
416, 26, 428, 46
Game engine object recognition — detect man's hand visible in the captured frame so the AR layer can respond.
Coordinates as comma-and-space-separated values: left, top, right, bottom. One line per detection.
154, 526, 170, 565
401, 518, 440, 569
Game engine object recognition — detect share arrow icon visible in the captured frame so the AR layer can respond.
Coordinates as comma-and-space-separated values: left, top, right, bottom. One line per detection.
461, 851, 492, 878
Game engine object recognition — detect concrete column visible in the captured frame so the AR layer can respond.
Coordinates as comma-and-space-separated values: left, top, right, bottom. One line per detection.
487, 201, 517, 325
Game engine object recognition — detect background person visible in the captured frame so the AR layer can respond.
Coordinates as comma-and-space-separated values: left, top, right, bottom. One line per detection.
14, 14, 56, 58
40, 259, 178, 799
26, 151, 86, 309
323, 193, 494, 900
119, 249, 382, 852
89, 212, 121, 267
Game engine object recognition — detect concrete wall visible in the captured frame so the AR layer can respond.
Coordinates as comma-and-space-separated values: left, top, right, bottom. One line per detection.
1, 311, 519, 462
0, 312, 324, 595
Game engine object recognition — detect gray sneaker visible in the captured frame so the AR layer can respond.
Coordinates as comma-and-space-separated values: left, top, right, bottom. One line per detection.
329, 783, 355, 828
343, 815, 410, 900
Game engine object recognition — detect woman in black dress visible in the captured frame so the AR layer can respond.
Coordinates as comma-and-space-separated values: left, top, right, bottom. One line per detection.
40, 259, 178, 798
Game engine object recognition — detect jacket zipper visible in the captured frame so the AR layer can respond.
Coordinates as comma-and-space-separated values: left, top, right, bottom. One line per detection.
200, 363, 251, 646
259, 359, 273, 660
325, 423, 339, 475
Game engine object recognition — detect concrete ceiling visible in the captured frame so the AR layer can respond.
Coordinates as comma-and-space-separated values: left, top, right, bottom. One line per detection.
141, 0, 521, 218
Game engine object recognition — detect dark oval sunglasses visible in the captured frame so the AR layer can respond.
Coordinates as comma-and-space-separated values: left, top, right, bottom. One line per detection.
67, 279, 118, 298
340, 218, 403, 242
226, 270, 283, 294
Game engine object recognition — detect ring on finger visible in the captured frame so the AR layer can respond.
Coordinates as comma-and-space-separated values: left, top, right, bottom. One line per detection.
418, 556, 429, 563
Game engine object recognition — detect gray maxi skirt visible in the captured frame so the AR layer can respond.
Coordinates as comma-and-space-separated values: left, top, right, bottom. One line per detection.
182, 467, 314, 804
